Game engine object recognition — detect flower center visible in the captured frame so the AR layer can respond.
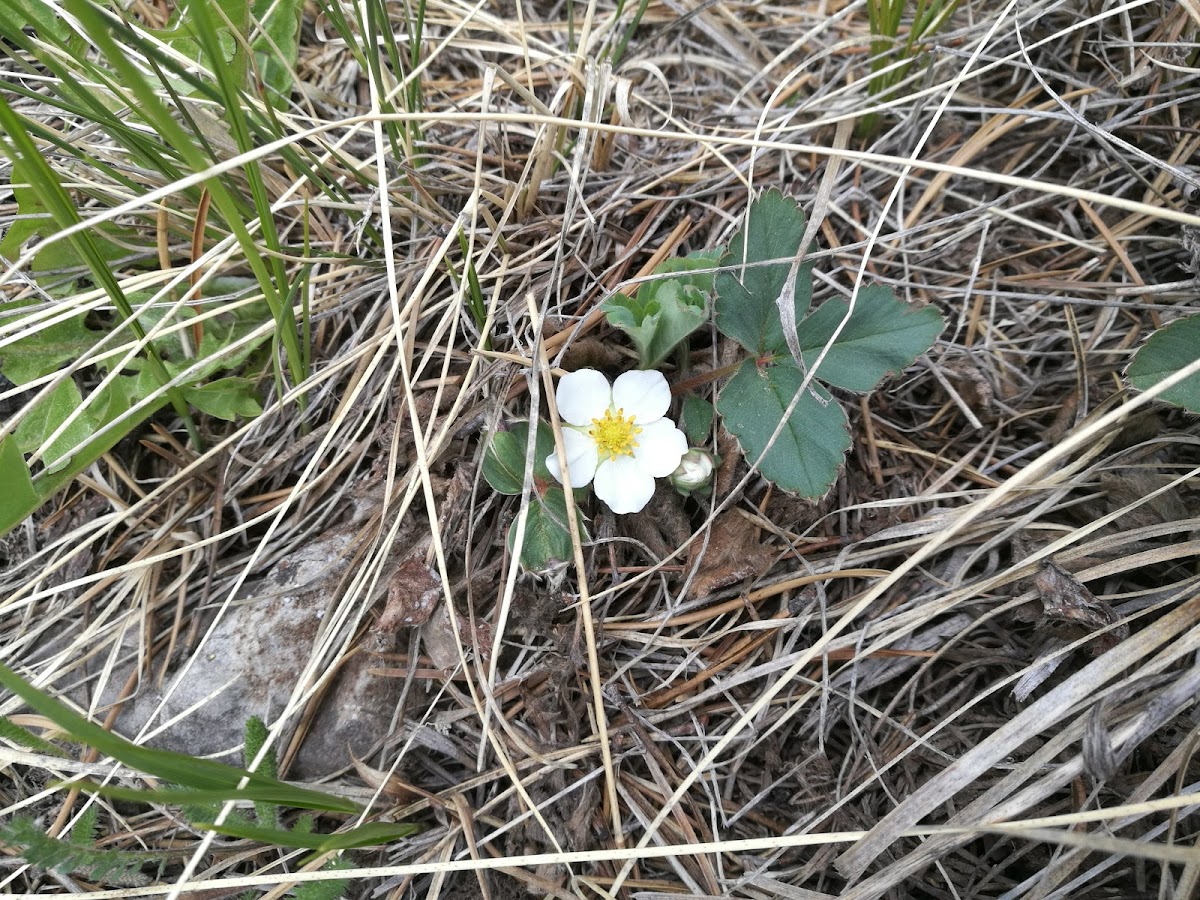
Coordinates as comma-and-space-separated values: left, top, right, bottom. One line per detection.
589, 408, 641, 461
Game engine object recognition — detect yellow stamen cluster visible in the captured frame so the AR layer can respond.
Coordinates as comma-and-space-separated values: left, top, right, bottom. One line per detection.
589, 408, 641, 461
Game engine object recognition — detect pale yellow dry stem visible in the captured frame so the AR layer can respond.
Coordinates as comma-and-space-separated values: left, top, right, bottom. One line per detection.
7, 0, 1200, 896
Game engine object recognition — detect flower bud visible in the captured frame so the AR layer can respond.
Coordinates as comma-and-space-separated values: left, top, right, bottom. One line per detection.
669, 448, 716, 496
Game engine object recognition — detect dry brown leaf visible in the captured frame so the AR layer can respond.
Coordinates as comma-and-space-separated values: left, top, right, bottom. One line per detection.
942, 357, 997, 423
1033, 561, 1128, 651
350, 752, 435, 804
420, 602, 495, 670
688, 511, 774, 600
376, 553, 442, 637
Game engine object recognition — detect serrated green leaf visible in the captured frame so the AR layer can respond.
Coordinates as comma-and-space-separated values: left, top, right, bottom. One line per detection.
715, 190, 814, 356
717, 358, 850, 498
482, 421, 553, 495
602, 248, 721, 369
508, 486, 586, 571
294, 857, 354, 900
0, 713, 68, 758
602, 281, 707, 368
793, 285, 944, 392
1127, 314, 1200, 412
680, 395, 714, 445
0, 816, 162, 886
652, 248, 723, 293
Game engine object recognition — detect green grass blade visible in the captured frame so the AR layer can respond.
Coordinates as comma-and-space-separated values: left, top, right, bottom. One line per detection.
0, 98, 200, 447
0, 660, 360, 813
70, 780, 355, 814
188, 819, 423, 850
63, 0, 307, 393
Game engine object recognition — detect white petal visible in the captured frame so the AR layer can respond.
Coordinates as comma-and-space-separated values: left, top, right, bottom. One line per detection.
594, 456, 656, 514
556, 369, 613, 427
612, 369, 671, 423
632, 419, 689, 477
545, 427, 599, 487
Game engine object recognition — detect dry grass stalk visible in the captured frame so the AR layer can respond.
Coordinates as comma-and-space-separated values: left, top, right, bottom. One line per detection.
5, 0, 1200, 898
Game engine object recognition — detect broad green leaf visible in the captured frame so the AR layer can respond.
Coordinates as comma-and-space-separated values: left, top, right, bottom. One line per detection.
252, 0, 303, 105
680, 395, 714, 446
0, 311, 98, 384
0, 88, 198, 442
0, 381, 146, 538
717, 358, 850, 498
482, 421, 553, 495
188, 819, 422, 850
1127, 314, 1200, 412
793, 285, 944, 392
134, 295, 271, 374
0, 160, 141, 281
13, 378, 93, 471
147, 0, 301, 104
0, 1, 72, 43
508, 486, 586, 571
715, 190, 814, 356
147, 0, 244, 74
0, 660, 360, 814
183, 377, 262, 420
0, 437, 39, 536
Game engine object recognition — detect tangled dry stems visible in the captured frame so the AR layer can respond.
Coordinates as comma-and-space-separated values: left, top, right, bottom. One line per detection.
3, 0, 1200, 897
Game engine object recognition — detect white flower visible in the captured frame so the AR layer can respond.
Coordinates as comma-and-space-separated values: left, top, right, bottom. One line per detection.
546, 368, 688, 514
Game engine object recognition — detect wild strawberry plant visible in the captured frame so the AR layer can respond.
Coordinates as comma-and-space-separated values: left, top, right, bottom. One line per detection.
484, 190, 945, 571
714, 190, 944, 497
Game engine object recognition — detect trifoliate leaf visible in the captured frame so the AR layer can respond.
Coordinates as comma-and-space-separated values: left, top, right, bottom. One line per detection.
507, 486, 587, 571
653, 248, 722, 290
602, 282, 707, 369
